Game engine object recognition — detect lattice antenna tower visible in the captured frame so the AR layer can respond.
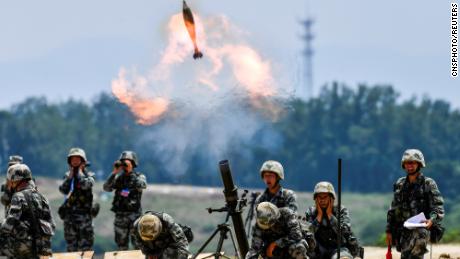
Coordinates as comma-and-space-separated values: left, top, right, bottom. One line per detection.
301, 16, 314, 100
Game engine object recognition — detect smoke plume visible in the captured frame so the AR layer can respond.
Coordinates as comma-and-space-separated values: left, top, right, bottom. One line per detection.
111, 13, 291, 176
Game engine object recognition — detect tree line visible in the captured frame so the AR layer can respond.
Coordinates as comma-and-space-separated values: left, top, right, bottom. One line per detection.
1, 83, 459, 206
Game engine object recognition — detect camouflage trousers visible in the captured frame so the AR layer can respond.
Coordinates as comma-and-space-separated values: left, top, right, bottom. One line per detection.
64, 212, 94, 252
0, 233, 52, 259
399, 228, 429, 259
114, 211, 141, 250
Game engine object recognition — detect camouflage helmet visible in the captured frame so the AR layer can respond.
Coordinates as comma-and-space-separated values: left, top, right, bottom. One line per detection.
8, 155, 23, 167
67, 147, 87, 164
7, 164, 32, 182
138, 214, 162, 241
255, 202, 280, 230
401, 149, 426, 168
119, 151, 138, 167
313, 181, 336, 200
260, 160, 284, 180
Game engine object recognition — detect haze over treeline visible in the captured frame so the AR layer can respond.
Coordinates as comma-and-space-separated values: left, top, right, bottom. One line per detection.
1, 83, 459, 204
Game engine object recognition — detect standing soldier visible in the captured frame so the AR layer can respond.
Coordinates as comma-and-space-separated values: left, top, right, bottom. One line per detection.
255, 160, 298, 212
246, 202, 309, 259
133, 211, 190, 259
0, 164, 55, 258
1, 155, 23, 216
103, 151, 147, 250
305, 182, 362, 259
386, 149, 445, 259
59, 147, 95, 252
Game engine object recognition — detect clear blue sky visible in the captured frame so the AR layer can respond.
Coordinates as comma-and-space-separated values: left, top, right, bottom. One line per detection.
0, 0, 457, 109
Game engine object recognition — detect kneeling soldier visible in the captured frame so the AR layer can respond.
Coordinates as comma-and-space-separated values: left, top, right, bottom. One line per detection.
305, 182, 362, 259
246, 202, 309, 259
133, 211, 190, 259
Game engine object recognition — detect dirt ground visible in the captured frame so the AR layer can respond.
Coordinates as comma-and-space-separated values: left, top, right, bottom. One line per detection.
364, 244, 460, 259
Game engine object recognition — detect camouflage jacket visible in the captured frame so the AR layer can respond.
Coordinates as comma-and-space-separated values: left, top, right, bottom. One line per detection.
133, 211, 189, 258
103, 170, 147, 212
255, 187, 298, 213
386, 173, 444, 233
59, 169, 95, 212
1, 181, 55, 256
246, 208, 304, 259
305, 205, 360, 257
1, 182, 11, 207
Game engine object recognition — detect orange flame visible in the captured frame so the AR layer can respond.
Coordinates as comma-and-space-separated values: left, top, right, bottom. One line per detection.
112, 13, 283, 125
112, 69, 169, 125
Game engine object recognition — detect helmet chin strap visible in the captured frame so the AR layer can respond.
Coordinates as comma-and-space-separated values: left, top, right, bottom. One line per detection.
407, 168, 420, 175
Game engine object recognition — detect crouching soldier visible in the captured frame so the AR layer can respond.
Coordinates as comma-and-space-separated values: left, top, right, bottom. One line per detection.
133, 211, 190, 259
386, 149, 445, 259
305, 182, 362, 259
0, 164, 55, 259
103, 151, 147, 250
246, 202, 309, 259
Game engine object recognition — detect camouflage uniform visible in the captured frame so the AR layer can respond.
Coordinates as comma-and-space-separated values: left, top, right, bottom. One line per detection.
255, 187, 298, 213
59, 169, 96, 251
133, 211, 190, 259
305, 206, 360, 259
387, 149, 445, 259
386, 174, 444, 259
104, 168, 147, 250
246, 203, 308, 259
1, 155, 23, 217
0, 183, 12, 217
0, 164, 55, 259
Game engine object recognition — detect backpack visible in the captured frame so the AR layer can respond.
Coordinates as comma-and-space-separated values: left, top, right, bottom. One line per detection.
178, 223, 194, 243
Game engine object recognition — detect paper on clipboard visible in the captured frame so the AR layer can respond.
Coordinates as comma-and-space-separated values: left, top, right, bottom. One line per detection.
403, 212, 428, 229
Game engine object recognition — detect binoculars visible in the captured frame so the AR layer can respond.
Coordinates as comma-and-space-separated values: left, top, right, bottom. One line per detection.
114, 160, 128, 168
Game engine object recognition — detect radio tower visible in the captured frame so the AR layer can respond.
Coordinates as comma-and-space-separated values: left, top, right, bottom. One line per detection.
300, 17, 314, 100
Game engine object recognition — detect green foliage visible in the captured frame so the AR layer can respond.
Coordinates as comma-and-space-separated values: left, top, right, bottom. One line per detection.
442, 228, 460, 243
1, 84, 460, 200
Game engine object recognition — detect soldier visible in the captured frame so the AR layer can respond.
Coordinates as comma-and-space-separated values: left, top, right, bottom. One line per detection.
58, 147, 95, 252
1, 155, 23, 217
0, 164, 55, 259
246, 201, 309, 259
103, 150, 147, 250
386, 149, 445, 259
133, 211, 190, 259
255, 160, 298, 212
305, 182, 362, 259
